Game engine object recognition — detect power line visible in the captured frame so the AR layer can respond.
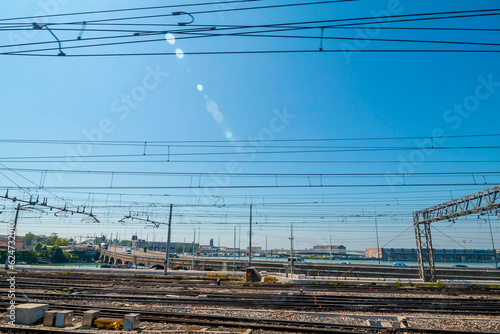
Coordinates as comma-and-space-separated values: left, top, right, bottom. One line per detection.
0, 0, 268, 22
1, 167, 499, 177
13, 6, 500, 27
0, 159, 498, 164
0, 133, 497, 144
3, 8, 500, 55
0, 182, 497, 190
6, 49, 500, 57
5, 27, 500, 56
2, 0, 355, 26
0, 145, 499, 160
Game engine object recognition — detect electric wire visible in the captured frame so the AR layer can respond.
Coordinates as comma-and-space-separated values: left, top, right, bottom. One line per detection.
0, 133, 497, 143
0, 167, 498, 177
3, 8, 500, 55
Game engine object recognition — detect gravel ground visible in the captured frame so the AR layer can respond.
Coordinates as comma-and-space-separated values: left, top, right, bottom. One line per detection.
2, 277, 499, 333
5, 296, 498, 333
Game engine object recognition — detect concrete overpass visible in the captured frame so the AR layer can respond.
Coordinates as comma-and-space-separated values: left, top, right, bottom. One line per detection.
100, 247, 167, 269
100, 248, 259, 271
100, 248, 234, 270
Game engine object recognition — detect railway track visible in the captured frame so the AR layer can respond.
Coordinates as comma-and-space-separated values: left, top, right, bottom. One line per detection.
5, 279, 500, 297
2, 272, 498, 333
4, 271, 500, 296
0, 302, 497, 334
3, 289, 499, 315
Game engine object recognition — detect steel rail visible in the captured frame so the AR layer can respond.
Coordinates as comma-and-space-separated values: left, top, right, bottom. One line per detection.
0, 303, 496, 334
3, 292, 499, 315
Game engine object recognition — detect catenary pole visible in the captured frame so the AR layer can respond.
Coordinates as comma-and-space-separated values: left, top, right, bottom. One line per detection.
164, 204, 173, 275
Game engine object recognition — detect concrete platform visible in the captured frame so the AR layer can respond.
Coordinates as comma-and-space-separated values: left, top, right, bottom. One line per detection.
82, 310, 100, 327
14, 304, 49, 325
55, 310, 73, 327
124, 313, 140, 330
43, 310, 57, 326
14, 303, 48, 325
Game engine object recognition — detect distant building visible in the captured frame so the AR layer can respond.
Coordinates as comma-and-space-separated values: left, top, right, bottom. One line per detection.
135, 240, 199, 253
365, 248, 498, 263
313, 245, 346, 254
0, 237, 26, 250
365, 248, 383, 259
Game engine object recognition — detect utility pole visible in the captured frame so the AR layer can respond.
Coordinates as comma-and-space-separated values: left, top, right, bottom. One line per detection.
233, 226, 236, 277
164, 204, 173, 275
329, 234, 332, 263
192, 228, 196, 270
289, 222, 294, 277
249, 204, 252, 267
375, 218, 381, 264
265, 235, 268, 261
238, 225, 241, 258
4, 204, 20, 270
133, 232, 136, 266
217, 236, 220, 259
487, 215, 498, 268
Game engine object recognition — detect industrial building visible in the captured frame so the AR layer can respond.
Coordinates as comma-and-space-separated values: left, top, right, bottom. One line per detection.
365, 248, 498, 263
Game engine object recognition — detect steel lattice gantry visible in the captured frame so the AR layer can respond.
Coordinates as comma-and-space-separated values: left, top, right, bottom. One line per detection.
413, 185, 500, 282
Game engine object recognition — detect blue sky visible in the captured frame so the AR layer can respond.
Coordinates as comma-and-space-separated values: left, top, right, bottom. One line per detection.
0, 0, 499, 252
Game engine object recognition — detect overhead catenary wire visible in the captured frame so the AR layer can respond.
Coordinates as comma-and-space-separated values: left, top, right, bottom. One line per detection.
0, 159, 499, 164
3, 8, 500, 56
0, 0, 358, 27
0, 145, 500, 160
0, 182, 497, 190
4, 6, 499, 27
0, 167, 499, 177
0, 133, 497, 144
0, 0, 269, 22
6, 49, 500, 57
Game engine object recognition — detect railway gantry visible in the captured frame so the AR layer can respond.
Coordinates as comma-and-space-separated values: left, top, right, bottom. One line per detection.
413, 185, 500, 282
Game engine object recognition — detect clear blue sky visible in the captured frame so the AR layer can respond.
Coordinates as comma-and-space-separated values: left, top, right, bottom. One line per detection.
0, 0, 499, 252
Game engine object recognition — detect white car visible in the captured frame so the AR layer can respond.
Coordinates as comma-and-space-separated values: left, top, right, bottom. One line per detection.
287, 257, 306, 264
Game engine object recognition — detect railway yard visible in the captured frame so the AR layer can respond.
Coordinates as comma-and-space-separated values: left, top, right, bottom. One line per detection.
1, 269, 499, 333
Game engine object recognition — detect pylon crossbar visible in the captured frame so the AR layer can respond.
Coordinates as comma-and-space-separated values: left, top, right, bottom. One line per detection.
414, 185, 500, 224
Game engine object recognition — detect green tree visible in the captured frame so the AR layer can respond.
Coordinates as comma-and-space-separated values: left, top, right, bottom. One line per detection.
23, 233, 37, 246
45, 233, 59, 246
50, 246, 68, 263
54, 238, 69, 247
175, 245, 184, 253
186, 245, 193, 253
34, 242, 44, 251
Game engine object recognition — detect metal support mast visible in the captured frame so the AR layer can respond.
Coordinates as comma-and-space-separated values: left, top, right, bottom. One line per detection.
249, 204, 252, 267
164, 204, 173, 275
289, 222, 294, 277
4, 204, 20, 270
413, 185, 500, 282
